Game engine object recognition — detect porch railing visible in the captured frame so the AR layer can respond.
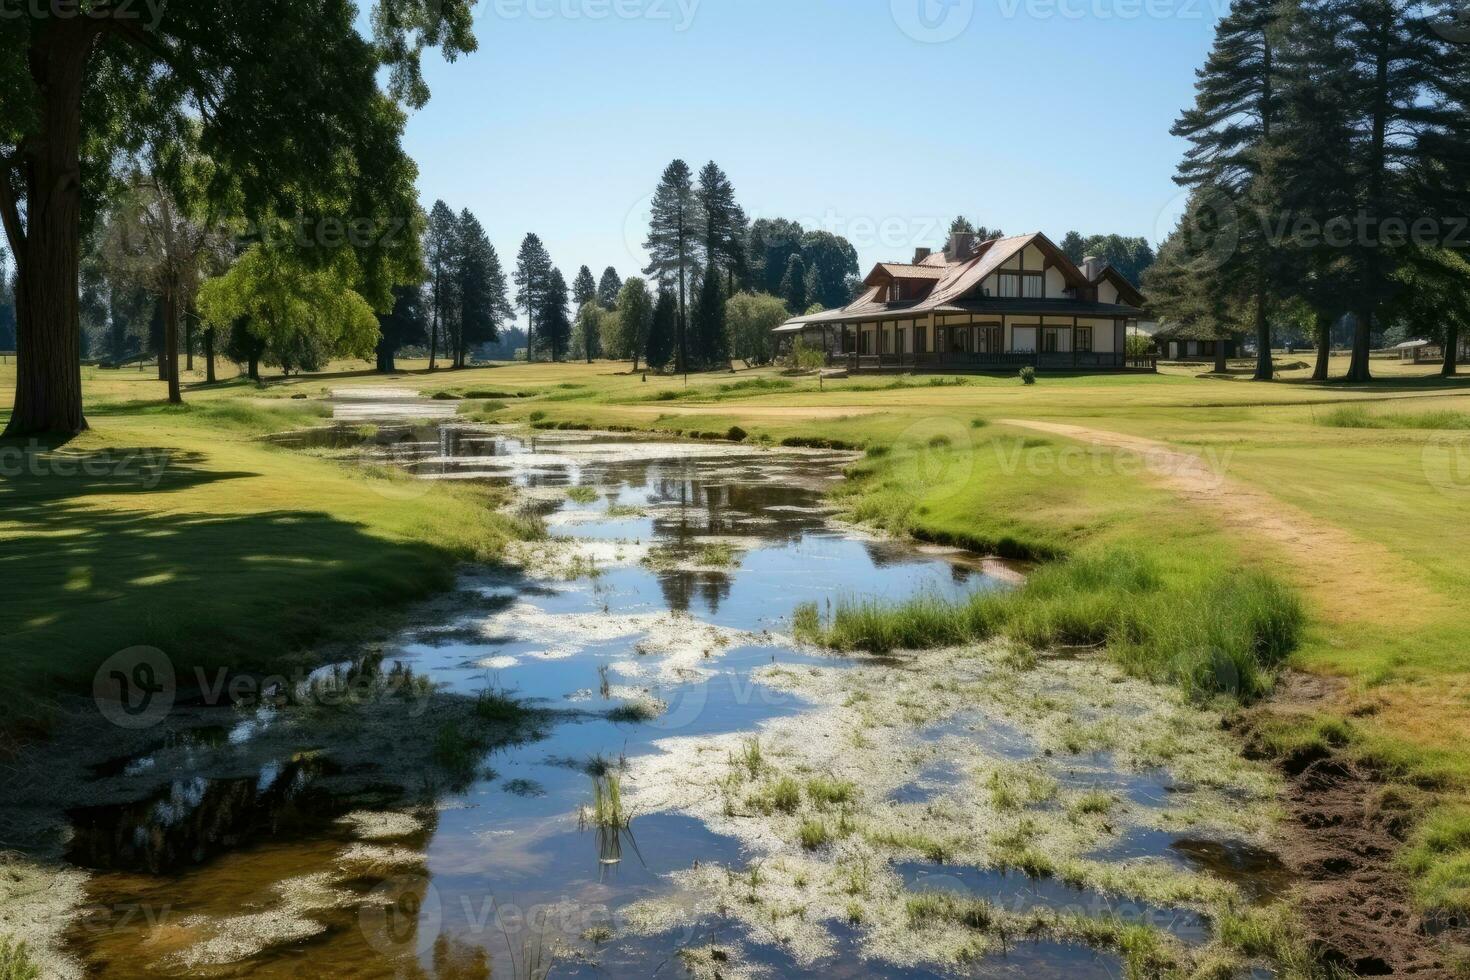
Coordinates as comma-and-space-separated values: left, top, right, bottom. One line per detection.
844, 351, 1156, 373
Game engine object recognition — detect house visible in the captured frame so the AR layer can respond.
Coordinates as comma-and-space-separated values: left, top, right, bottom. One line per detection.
1153, 323, 1241, 362
773, 231, 1155, 373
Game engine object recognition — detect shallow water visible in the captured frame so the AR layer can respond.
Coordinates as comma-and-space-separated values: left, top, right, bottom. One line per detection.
55, 423, 1284, 977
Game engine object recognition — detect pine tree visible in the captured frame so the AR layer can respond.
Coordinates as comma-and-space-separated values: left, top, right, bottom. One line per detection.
692, 270, 727, 367
647, 286, 678, 372
1060, 231, 1087, 265
574, 265, 597, 308
949, 216, 976, 236
779, 253, 809, 314
514, 233, 553, 363
425, 201, 460, 371
457, 210, 510, 367
643, 160, 698, 375
1325, 0, 1464, 380
696, 162, 749, 293
1171, 0, 1286, 380
747, 218, 805, 296
537, 267, 571, 362
597, 267, 623, 310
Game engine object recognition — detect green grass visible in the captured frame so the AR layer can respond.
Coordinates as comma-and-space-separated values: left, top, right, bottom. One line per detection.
588, 774, 629, 829
795, 549, 1305, 703
1318, 405, 1470, 429
805, 777, 856, 807
0, 938, 40, 980
565, 485, 601, 504
798, 819, 831, 850
1401, 806, 1470, 914
750, 776, 802, 815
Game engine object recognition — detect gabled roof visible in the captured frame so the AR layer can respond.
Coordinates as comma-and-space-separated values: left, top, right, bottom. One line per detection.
1091, 264, 1146, 308
871, 263, 948, 282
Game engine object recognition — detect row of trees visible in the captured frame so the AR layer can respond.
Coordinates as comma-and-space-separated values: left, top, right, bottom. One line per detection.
635, 159, 862, 374
1144, 0, 1470, 380
1, 1, 479, 435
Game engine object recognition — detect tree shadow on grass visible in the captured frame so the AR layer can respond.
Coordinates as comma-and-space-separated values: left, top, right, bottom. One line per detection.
0, 446, 463, 733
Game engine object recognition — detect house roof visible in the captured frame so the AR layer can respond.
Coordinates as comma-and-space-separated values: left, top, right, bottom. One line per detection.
1091, 264, 1146, 308
1152, 322, 1243, 342
788, 233, 1122, 327
934, 299, 1146, 318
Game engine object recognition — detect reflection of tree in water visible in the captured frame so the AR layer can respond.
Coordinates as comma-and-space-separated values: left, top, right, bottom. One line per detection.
653, 568, 733, 616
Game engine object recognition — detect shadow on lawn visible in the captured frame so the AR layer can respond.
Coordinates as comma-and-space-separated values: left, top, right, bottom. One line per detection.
0, 445, 462, 735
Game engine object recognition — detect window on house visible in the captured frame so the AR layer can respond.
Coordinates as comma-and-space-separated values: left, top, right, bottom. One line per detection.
1041, 329, 1060, 353
998, 273, 1020, 298
1022, 274, 1043, 298
1076, 327, 1093, 352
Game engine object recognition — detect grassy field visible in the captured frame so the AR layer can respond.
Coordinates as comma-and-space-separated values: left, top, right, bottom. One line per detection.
3, 353, 1469, 919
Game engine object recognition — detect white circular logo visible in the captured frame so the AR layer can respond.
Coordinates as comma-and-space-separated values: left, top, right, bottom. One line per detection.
1154, 186, 1241, 273
892, 0, 976, 43
1422, 433, 1470, 498
622, 192, 655, 271
93, 646, 175, 730
359, 875, 443, 956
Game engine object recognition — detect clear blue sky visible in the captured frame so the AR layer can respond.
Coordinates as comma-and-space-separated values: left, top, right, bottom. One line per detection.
401, 0, 1223, 310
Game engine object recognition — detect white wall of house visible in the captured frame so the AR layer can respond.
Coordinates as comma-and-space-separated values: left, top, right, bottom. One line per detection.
1097, 280, 1119, 305
1045, 266, 1067, 297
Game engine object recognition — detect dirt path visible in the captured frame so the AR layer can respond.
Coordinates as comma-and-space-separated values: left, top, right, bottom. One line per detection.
1004, 418, 1464, 975
997, 418, 1446, 627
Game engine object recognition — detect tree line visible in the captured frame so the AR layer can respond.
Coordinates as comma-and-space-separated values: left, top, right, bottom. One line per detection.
1144, 0, 1470, 380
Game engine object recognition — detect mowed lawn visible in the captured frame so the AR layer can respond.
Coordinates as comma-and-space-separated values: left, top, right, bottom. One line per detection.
3, 354, 1469, 911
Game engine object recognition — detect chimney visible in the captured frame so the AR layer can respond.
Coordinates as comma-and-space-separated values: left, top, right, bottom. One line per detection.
913, 247, 932, 264
949, 232, 977, 261
1082, 255, 1105, 281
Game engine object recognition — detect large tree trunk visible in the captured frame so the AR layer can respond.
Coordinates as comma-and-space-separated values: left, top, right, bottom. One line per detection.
1214, 341, 1228, 374
203, 327, 217, 384
2, 26, 93, 437
163, 289, 181, 404
1347, 309, 1374, 382
1253, 280, 1273, 381
1444, 323, 1459, 377
376, 335, 395, 373
247, 352, 260, 382
1312, 312, 1332, 381
184, 310, 194, 373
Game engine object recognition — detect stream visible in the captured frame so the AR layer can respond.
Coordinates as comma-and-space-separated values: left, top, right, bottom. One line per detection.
29, 411, 1289, 978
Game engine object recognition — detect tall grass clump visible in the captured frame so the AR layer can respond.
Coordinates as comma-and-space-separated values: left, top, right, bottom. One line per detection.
796, 548, 1304, 703
0, 938, 41, 980
1400, 805, 1470, 914
1319, 406, 1470, 429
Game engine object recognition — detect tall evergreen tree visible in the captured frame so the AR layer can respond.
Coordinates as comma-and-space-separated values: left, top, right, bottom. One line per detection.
1326, 0, 1464, 380
597, 267, 623, 310
615, 277, 655, 372
425, 201, 460, 370
692, 270, 728, 367
1171, 0, 1286, 380
647, 285, 678, 372
695, 162, 749, 293
376, 284, 428, 373
537, 267, 572, 362
456, 210, 510, 367
643, 160, 698, 375
779, 253, 809, 314
573, 265, 598, 308
1060, 231, 1088, 265
514, 233, 553, 362
949, 216, 977, 236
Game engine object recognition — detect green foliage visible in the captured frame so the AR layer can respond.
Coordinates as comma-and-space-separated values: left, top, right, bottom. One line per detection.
805, 777, 856, 807
597, 267, 623, 310
572, 302, 605, 363
779, 253, 809, 314
787, 339, 826, 372
799, 819, 832, 850
514, 234, 554, 361
692, 270, 728, 367
1019, 366, 1037, 385
725, 292, 790, 364
646, 286, 678, 371
537, 267, 573, 362
614, 278, 655, 368
197, 246, 379, 374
